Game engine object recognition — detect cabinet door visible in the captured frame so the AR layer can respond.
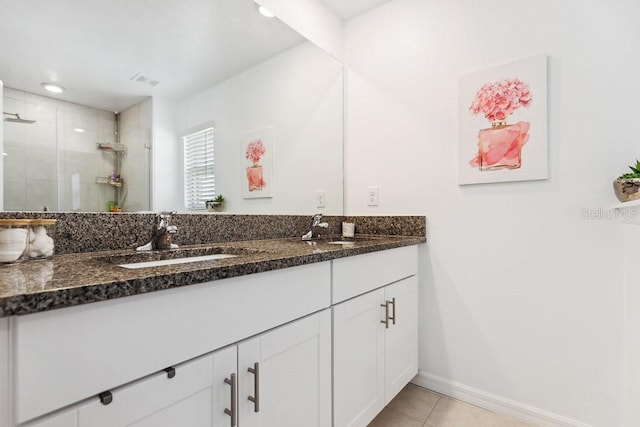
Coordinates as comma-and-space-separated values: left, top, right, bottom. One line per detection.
77, 348, 236, 427
238, 310, 331, 427
333, 289, 385, 427
384, 276, 419, 403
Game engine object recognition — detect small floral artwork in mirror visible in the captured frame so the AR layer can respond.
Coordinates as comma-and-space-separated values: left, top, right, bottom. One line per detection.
458, 54, 548, 185
242, 127, 273, 198
245, 139, 266, 191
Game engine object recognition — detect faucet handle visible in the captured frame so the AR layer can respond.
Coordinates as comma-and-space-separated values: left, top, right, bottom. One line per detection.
155, 211, 177, 229
311, 213, 324, 227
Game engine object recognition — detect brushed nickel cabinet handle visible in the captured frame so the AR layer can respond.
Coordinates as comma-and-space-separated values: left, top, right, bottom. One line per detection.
224, 373, 237, 426
389, 297, 396, 326
247, 362, 260, 412
381, 301, 390, 329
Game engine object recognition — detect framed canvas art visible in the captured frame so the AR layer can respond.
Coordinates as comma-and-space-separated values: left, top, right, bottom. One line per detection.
242, 127, 273, 198
458, 54, 548, 185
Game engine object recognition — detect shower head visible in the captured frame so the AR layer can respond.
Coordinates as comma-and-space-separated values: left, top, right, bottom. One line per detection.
3, 112, 36, 124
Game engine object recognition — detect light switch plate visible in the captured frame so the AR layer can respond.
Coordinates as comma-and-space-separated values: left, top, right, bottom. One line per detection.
367, 186, 379, 206
316, 190, 326, 208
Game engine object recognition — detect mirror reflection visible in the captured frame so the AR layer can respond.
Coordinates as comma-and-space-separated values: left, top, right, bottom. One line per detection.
0, 0, 344, 214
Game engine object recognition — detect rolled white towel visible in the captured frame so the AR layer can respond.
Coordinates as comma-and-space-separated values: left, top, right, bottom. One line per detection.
29, 226, 47, 243
29, 233, 55, 258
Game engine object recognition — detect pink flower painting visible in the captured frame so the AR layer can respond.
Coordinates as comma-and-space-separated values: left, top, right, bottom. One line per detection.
468, 78, 532, 171
469, 78, 532, 122
245, 139, 266, 192
458, 54, 547, 185
245, 140, 266, 165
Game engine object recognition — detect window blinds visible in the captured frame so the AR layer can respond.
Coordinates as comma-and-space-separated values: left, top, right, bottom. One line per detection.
183, 127, 215, 210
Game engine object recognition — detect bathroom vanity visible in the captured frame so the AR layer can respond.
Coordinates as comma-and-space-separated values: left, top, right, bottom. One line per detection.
0, 216, 424, 427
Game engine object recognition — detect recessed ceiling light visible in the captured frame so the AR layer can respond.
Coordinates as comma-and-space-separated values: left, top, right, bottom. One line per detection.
2, 153, 8, 156
258, 5, 275, 18
41, 83, 65, 94
73, 128, 85, 133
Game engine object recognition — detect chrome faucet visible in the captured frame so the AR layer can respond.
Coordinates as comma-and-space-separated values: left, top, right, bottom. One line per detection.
302, 213, 329, 240
136, 211, 179, 251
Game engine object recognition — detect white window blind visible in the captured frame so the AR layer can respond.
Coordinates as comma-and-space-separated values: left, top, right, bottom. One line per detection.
183, 127, 215, 210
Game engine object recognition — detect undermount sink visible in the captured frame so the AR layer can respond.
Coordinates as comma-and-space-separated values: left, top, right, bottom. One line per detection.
117, 253, 238, 269
97, 246, 260, 269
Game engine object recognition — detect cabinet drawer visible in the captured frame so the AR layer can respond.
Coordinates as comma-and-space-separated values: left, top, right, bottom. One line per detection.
14, 261, 331, 423
332, 245, 418, 304
77, 353, 215, 427
22, 353, 216, 427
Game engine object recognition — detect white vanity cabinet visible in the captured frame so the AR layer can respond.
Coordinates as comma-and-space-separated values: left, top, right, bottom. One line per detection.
2, 243, 420, 427
332, 246, 419, 427
12, 262, 331, 426
24, 310, 331, 427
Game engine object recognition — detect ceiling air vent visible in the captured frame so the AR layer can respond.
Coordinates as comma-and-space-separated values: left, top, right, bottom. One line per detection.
130, 73, 160, 87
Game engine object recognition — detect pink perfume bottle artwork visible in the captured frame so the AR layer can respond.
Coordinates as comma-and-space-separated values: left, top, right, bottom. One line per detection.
469, 78, 532, 171
245, 139, 266, 191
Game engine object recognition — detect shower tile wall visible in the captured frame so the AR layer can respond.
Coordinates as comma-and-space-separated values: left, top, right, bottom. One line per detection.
2, 87, 116, 211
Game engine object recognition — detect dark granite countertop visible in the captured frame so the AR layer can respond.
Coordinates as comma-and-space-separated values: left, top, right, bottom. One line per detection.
0, 234, 425, 317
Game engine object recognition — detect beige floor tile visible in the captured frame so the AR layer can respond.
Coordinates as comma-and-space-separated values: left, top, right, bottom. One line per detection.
387, 384, 441, 422
368, 407, 424, 427
425, 397, 533, 427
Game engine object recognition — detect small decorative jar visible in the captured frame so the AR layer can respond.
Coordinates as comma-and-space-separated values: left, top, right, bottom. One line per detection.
342, 221, 355, 238
0, 219, 31, 264
28, 219, 56, 259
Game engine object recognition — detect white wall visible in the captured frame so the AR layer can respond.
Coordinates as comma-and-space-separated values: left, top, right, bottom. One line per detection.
0, 80, 3, 210
179, 41, 343, 215
257, 0, 344, 60
151, 97, 182, 212
344, 0, 640, 425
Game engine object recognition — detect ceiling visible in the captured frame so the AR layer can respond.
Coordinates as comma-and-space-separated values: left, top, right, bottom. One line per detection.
321, 0, 390, 20
0, 0, 303, 112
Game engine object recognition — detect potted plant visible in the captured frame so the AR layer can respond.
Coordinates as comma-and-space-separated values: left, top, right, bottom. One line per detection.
614, 160, 640, 202
206, 194, 225, 212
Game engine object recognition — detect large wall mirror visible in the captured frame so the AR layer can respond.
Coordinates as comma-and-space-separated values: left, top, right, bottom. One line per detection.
0, 0, 344, 215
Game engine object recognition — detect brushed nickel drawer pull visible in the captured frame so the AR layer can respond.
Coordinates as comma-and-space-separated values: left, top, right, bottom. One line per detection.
224, 373, 237, 426
247, 362, 260, 412
389, 297, 396, 325
381, 301, 390, 329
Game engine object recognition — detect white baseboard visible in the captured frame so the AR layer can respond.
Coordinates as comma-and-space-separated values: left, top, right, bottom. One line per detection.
412, 371, 592, 427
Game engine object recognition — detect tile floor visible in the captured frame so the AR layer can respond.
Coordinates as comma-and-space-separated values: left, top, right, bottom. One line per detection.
368, 384, 534, 427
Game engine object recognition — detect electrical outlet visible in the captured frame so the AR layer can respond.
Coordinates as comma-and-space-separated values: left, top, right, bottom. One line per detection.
367, 186, 379, 206
316, 190, 326, 208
